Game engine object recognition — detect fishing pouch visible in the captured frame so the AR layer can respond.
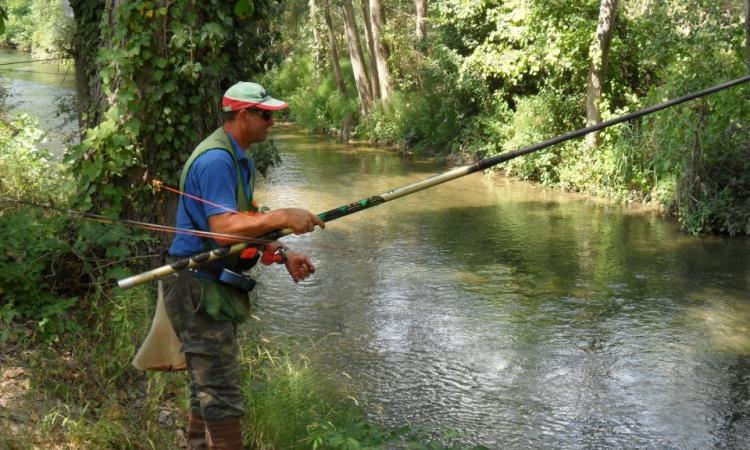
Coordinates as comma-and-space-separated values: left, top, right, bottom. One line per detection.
188, 260, 256, 324
200, 280, 252, 324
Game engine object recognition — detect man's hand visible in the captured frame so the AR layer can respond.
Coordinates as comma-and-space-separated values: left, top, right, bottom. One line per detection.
284, 251, 316, 283
209, 207, 325, 246
269, 208, 325, 235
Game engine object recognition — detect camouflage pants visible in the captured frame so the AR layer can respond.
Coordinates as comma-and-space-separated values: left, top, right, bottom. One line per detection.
162, 269, 245, 422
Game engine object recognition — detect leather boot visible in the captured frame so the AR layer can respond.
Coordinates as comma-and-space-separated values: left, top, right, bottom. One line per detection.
187, 411, 207, 450
206, 419, 244, 450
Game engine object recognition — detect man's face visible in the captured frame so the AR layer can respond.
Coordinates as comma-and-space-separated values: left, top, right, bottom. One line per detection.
239, 108, 274, 143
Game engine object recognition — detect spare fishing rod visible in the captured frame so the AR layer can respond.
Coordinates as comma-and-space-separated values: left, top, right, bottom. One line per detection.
117, 74, 750, 289
0, 198, 279, 246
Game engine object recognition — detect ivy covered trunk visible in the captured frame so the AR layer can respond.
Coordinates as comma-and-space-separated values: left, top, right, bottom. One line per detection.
66, 0, 279, 231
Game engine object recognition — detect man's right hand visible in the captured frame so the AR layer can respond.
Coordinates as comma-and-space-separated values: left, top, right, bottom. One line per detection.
269, 208, 325, 235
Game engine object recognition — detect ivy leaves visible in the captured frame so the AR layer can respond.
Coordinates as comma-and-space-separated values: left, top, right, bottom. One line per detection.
234, 0, 254, 19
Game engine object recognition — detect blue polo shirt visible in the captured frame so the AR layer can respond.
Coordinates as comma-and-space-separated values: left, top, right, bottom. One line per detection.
169, 133, 255, 256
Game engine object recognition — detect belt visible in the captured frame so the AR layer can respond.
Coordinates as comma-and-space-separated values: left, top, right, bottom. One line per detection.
167, 255, 256, 292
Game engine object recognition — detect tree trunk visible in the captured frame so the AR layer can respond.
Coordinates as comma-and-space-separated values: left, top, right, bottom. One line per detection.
325, 4, 346, 94
585, 0, 619, 148
325, 2, 352, 141
369, 0, 392, 104
309, 0, 326, 72
342, 0, 372, 113
415, 0, 427, 43
745, 0, 750, 70
69, 0, 106, 132
360, 0, 381, 100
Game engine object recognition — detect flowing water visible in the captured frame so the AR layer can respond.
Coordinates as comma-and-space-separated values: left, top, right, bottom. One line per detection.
253, 127, 750, 448
0, 49, 77, 156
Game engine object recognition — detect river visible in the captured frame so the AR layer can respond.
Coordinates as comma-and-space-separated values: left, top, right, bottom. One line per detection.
2, 49, 749, 448
252, 127, 750, 448
0, 49, 77, 156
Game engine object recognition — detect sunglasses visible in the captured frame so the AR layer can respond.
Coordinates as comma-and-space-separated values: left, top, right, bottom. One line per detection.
247, 108, 273, 121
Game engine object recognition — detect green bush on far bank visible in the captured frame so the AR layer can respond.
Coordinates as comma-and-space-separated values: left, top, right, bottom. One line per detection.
0, 0, 73, 56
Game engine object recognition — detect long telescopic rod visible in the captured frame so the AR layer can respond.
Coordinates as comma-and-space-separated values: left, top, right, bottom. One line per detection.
117, 74, 750, 289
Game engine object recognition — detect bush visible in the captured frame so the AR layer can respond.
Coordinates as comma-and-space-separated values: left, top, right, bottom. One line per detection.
632, 54, 750, 234
0, 0, 73, 56
500, 89, 581, 185
0, 115, 78, 340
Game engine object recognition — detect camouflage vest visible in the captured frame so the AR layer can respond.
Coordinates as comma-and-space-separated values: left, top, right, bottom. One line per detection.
179, 127, 258, 323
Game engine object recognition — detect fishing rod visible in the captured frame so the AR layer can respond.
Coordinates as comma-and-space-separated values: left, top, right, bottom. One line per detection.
117, 74, 750, 289
0, 198, 279, 246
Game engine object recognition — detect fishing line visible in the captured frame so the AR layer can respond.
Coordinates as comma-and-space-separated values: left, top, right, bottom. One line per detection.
0, 58, 67, 66
0, 198, 279, 247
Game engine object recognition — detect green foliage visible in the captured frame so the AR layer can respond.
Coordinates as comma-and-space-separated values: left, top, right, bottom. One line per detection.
0, 114, 62, 197
0, 115, 78, 341
267, 0, 749, 234
0, 6, 7, 35
636, 57, 750, 235
0, 0, 73, 55
66, 0, 282, 223
264, 53, 358, 138
0, 209, 76, 341
307, 420, 488, 450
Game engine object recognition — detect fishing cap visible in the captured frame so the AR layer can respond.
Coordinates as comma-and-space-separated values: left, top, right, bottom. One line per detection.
221, 81, 288, 112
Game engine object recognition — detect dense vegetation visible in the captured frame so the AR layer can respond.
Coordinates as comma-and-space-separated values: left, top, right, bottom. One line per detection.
0, 0, 748, 448
0, 0, 73, 55
266, 0, 750, 236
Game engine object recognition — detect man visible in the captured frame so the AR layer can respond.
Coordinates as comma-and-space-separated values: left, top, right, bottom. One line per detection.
164, 81, 324, 449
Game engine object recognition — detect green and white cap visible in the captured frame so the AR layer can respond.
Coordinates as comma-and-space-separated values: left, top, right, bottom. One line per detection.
221, 81, 288, 112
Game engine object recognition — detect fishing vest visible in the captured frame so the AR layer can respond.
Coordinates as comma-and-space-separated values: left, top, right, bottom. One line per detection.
179, 127, 259, 323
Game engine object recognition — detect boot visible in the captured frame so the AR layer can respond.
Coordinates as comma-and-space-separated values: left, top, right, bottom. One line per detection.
206, 419, 244, 450
187, 411, 207, 450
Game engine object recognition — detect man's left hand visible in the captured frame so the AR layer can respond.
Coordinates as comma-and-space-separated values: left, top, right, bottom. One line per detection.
284, 251, 316, 283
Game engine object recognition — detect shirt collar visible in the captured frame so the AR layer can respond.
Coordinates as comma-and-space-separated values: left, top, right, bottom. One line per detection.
225, 132, 247, 162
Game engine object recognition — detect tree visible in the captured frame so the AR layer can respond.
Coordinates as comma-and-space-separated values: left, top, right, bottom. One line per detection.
324, 3, 346, 94
369, 0, 391, 103
585, 0, 619, 147
359, 0, 380, 100
325, 1, 352, 140
342, 0, 372, 112
67, 0, 281, 225
415, 0, 427, 43
745, 0, 749, 70
309, 0, 327, 72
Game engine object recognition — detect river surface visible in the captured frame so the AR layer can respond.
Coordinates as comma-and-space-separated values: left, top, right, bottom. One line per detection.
252, 127, 750, 448
2, 48, 749, 448
0, 49, 77, 155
